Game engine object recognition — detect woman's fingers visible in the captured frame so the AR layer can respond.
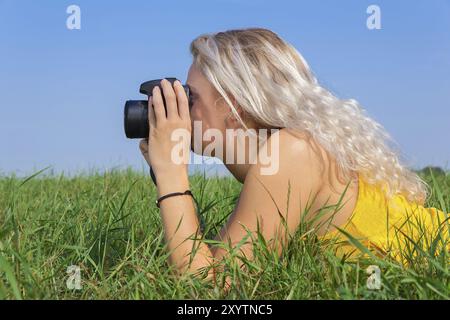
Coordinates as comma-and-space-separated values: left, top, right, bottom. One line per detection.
152, 85, 167, 125
160, 79, 178, 120
139, 139, 151, 165
139, 138, 148, 154
147, 96, 156, 129
174, 80, 190, 120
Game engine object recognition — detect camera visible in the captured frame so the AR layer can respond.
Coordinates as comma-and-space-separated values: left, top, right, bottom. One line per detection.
124, 78, 192, 139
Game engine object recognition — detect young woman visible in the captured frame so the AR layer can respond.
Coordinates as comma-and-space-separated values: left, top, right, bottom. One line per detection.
139, 28, 448, 290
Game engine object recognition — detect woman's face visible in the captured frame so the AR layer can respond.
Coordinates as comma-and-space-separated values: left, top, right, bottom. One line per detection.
186, 63, 233, 157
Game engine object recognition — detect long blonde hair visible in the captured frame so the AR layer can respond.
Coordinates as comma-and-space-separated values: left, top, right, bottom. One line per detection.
189, 27, 429, 204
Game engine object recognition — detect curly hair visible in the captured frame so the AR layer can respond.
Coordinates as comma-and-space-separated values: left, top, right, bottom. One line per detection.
189, 27, 429, 204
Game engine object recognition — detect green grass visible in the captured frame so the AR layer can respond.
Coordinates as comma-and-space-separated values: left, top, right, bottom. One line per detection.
0, 167, 448, 299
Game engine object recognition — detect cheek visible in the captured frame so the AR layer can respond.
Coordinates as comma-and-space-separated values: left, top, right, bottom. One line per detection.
191, 102, 212, 126
191, 98, 228, 134
190, 103, 203, 121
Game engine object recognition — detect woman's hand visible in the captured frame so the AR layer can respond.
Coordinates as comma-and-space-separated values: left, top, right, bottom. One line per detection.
139, 79, 191, 181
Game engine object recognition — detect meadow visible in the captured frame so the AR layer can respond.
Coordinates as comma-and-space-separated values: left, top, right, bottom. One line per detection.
0, 167, 448, 299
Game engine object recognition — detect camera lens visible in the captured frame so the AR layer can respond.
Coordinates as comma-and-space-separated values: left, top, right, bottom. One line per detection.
124, 100, 149, 139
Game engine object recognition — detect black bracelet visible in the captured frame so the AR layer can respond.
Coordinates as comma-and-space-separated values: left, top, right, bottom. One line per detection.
156, 190, 194, 208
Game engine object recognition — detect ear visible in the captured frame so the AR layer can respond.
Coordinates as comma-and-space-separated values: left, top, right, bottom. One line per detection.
221, 93, 251, 128
235, 105, 246, 123
225, 101, 246, 128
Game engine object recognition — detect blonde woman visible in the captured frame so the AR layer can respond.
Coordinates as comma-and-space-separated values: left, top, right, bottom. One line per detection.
139, 28, 448, 290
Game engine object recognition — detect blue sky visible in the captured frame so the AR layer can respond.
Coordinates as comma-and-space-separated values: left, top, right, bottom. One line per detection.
0, 0, 449, 177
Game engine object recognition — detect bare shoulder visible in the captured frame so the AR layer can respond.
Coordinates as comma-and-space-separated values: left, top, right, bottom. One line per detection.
245, 128, 325, 207
213, 129, 327, 253
252, 128, 325, 186
237, 128, 358, 238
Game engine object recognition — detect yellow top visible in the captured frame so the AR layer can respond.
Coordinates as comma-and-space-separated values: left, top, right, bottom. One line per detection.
322, 173, 449, 263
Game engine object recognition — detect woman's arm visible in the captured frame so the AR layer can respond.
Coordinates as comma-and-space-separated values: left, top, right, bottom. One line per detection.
155, 168, 215, 276
139, 79, 216, 279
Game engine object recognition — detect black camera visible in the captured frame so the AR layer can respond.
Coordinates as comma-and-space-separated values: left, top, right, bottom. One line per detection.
124, 78, 192, 139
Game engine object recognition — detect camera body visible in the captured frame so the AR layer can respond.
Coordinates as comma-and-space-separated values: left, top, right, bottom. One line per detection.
124, 78, 192, 139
